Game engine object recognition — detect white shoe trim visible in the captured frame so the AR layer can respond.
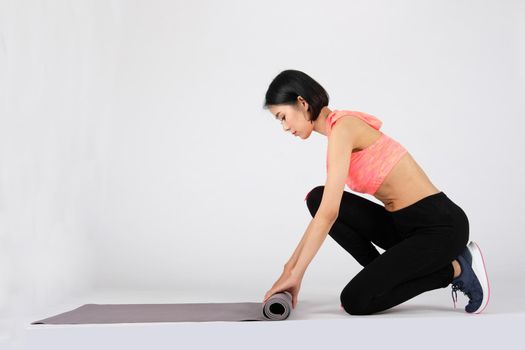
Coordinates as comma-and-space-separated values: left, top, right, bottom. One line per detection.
466, 241, 490, 313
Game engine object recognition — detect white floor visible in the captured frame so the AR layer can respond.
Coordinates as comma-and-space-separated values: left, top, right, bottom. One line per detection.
3, 275, 524, 350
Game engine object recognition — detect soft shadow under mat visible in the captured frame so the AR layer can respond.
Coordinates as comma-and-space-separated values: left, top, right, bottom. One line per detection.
31, 292, 293, 324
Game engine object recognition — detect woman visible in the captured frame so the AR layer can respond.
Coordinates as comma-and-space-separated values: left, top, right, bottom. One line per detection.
261, 69, 490, 315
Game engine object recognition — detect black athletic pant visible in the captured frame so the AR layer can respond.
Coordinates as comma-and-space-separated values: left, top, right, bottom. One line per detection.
305, 187, 469, 315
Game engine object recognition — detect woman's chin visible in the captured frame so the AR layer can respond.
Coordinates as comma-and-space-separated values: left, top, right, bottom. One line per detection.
298, 131, 311, 139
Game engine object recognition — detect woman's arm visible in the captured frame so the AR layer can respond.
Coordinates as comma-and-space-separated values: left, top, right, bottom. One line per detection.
285, 117, 356, 277
286, 216, 336, 277
284, 228, 308, 270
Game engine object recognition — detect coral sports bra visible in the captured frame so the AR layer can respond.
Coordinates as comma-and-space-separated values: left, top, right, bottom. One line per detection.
325, 109, 408, 195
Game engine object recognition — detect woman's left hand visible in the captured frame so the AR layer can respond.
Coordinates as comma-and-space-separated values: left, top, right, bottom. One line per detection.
262, 269, 303, 309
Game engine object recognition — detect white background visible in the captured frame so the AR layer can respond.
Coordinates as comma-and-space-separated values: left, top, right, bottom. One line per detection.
1, 0, 524, 348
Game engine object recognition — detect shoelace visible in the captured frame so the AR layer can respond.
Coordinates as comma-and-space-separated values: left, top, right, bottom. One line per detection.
451, 281, 472, 309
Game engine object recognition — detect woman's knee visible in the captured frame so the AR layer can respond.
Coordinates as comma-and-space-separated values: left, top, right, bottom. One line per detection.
305, 185, 324, 216
340, 280, 375, 315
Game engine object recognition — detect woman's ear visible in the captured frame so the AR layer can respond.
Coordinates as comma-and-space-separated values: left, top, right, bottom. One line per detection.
297, 95, 308, 108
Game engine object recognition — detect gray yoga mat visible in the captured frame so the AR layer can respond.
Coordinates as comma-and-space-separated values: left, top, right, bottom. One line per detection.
30, 291, 293, 324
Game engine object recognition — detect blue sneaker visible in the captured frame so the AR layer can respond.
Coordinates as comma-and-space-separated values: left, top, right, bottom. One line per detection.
450, 241, 490, 313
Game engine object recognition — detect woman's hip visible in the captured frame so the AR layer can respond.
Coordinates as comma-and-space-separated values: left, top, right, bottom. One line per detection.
387, 191, 469, 245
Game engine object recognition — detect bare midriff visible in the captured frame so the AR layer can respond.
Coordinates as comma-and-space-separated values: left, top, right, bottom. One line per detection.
350, 118, 440, 212
372, 151, 440, 212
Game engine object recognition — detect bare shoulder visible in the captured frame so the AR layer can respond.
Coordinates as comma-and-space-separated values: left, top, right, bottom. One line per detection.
330, 115, 364, 135
329, 115, 369, 143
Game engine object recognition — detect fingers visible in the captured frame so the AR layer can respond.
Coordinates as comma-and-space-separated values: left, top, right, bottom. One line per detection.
263, 289, 280, 303
264, 288, 279, 302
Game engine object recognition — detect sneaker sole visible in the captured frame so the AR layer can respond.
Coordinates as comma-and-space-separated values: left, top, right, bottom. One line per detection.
466, 241, 490, 313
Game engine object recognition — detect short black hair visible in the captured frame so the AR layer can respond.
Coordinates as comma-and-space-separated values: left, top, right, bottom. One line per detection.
262, 69, 330, 122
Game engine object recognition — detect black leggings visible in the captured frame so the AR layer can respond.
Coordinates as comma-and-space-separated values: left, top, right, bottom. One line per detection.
305, 187, 469, 315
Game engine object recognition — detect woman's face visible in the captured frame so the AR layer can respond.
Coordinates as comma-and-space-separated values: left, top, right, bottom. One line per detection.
268, 99, 313, 139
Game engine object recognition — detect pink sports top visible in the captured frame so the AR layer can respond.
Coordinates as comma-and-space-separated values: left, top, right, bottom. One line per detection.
325, 109, 408, 195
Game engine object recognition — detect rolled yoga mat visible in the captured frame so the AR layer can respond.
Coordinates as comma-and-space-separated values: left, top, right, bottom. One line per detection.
30, 291, 293, 324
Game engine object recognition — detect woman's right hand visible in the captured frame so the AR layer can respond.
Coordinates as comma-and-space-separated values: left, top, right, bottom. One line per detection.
262, 264, 302, 308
